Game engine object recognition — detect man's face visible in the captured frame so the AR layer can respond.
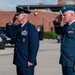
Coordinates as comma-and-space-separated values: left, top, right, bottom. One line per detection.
62, 11, 73, 23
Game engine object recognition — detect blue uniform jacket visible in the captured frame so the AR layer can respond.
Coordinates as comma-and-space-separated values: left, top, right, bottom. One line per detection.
6, 21, 39, 67
53, 20, 75, 67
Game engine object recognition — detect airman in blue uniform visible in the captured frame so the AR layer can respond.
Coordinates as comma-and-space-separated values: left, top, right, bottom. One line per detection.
53, 6, 75, 75
6, 7, 39, 75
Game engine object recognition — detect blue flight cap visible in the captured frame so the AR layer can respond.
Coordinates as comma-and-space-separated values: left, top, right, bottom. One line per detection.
16, 7, 31, 15
60, 6, 75, 13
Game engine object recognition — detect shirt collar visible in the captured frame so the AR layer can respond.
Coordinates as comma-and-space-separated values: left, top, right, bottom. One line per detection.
21, 21, 27, 27
69, 20, 75, 25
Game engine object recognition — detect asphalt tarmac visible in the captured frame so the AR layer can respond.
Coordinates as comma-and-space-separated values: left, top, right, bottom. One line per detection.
0, 39, 62, 75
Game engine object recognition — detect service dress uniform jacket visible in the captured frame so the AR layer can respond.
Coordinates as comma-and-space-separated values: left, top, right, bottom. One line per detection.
53, 20, 75, 67
6, 21, 39, 67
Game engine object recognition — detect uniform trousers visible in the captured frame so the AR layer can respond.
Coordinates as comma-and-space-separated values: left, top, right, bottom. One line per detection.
16, 66, 34, 75
62, 66, 75, 75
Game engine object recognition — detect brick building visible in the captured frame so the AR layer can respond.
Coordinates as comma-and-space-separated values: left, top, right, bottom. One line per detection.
0, 10, 58, 32
0, 4, 61, 32
58, 0, 75, 5
29, 11, 58, 32
0, 1, 75, 32
0, 11, 16, 27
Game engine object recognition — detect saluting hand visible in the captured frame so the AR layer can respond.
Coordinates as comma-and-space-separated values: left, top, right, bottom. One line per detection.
9, 14, 18, 24
55, 14, 62, 23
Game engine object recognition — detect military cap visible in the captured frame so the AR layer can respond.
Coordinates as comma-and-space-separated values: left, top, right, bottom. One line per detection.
16, 7, 31, 15
60, 6, 75, 13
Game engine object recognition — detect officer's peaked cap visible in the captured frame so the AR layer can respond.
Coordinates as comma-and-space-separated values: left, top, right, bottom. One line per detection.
16, 7, 31, 15
60, 6, 75, 13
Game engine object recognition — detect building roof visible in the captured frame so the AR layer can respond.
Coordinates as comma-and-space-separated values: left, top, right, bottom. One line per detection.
17, 5, 75, 12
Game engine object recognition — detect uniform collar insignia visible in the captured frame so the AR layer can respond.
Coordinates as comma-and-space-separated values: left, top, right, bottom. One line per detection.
63, 7, 66, 10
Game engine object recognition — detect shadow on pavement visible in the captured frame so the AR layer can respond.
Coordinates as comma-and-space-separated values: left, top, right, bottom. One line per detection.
5, 45, 14, 48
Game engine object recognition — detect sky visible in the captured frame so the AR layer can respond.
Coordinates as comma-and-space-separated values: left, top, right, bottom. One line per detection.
0, 0, 58, 11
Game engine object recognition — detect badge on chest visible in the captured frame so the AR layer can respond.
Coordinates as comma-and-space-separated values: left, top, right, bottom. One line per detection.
21, 30, 28, 42
21, 30, 28, 36
68, 28, 74, 34
22, 38, 25, 42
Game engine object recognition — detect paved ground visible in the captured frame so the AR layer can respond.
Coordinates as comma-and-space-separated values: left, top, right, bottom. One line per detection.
0, 39, 62, 75
35, 39, 62, 75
